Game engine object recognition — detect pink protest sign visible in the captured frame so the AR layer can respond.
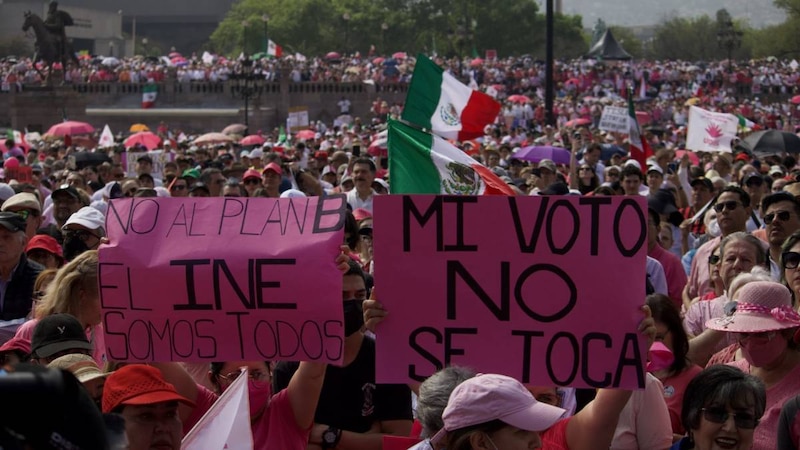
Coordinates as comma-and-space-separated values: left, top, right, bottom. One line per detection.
373, 195, 648, 389
98, 196, 347, 364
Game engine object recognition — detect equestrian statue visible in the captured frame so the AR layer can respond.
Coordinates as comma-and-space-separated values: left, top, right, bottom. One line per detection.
22, 1, 78, 83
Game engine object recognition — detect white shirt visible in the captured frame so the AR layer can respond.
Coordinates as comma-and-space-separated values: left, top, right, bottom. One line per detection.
346, 189, 376, 213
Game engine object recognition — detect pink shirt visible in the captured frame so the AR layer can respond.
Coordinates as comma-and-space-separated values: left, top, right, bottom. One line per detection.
730, 359, 800, 450
686, 236, 720, 299
186, 387, 309, 450
16, 318, 106, 366
658, 364, 703, 435
648, 244, 688, 309
611, 374, 673, 450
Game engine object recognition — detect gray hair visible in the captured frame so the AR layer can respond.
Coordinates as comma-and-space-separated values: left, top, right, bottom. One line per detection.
416, 366, 477, 438
726, 266, 771, 299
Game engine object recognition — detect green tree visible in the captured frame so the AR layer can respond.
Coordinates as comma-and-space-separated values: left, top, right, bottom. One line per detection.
651, 15, 719, 60
209, 0, 586, 58
0, 37, 33, 57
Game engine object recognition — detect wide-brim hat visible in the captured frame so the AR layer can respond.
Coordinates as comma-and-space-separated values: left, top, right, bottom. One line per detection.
706, 281, 800, 333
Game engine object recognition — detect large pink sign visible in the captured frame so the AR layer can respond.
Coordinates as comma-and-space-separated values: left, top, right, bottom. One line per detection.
373, 195, 649, 389
98, 196, 347, 364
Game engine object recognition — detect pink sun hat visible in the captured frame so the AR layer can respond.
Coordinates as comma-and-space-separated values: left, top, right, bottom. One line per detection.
706, 281, 800, 333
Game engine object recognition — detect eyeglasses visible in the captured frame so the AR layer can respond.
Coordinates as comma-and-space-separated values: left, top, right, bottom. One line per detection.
708, 254, 721, 265
764, 210, 794, 225
64, 229, 99, 242
713, 201, 742, 213
579, 167, 592, 172
734, 331, 776, 345
244, 178, 261, 185
217, 369, 270, 383
170, 185, 187, 191
701, 408, 758, 429
783, 251, 800, 270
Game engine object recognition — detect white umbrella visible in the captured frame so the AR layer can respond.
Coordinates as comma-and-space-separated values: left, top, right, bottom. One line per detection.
101, 57, 120, 66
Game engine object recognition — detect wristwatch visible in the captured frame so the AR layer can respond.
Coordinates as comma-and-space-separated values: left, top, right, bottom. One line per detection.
321, 427, 342, 449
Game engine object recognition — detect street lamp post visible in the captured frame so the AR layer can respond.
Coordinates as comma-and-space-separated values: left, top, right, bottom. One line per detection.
241, 20, 249, 55
342, 13, 350, 55
141, 37, 148, 56
716, 19, 742, 74
109, 41, 114, 57
231, 58, 259, 130
262, 14, 269, 53
381, 22, 388, 54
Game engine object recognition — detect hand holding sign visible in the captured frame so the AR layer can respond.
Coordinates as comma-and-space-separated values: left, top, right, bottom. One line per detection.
362, 288, 386, 333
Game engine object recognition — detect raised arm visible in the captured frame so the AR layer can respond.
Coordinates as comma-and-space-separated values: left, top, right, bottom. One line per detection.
288, 361, 327, 429
566, 305, 655, 450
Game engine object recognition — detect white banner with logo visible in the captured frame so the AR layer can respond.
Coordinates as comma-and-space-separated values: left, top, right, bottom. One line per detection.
686, 106, 738, 153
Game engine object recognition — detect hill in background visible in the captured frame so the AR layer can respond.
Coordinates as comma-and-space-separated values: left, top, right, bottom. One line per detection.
563, 0, 786, 27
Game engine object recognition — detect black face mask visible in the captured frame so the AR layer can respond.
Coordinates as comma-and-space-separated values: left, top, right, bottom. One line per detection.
343, 300, 364, 337
63, 237, 89, 261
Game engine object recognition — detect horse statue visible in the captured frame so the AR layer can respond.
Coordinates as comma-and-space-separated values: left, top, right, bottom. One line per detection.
22, 9, 77, 84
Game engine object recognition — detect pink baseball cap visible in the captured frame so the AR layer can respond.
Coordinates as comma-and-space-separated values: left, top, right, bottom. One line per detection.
431, 374, 565, 443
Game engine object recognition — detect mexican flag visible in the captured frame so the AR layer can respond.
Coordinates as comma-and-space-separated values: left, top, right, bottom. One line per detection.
388, 120, 515, 195
267, 40, 282, 58
627, 87, 653, 169
142, 84, 157, 108
737, 114, 755, 130
401, 54, 500, 141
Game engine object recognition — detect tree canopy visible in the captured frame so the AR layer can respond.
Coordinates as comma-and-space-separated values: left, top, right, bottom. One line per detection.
208, 0, 587, 58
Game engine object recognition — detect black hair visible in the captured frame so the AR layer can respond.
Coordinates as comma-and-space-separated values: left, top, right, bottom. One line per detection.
715, 185, 751, 208
646, 294, 689, 374
621, 165, 644, 181
353, 157, 376, 173
761, 191, 800, 216
647, 208, 661, 228
344, 211, 359, 251
680, 365, 766, 433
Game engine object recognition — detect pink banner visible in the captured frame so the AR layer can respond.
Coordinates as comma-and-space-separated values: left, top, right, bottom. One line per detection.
98, 196, 347, 364
373, 195, 648, 389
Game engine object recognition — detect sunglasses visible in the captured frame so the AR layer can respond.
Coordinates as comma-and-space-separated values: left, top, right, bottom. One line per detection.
64, 229, 99, 242
783, 251, 800, 269
170, 185, 187, 191
244, 178, 261, 185
701, 408, 758, 429
708, 254, 721, 265
713, 201, 742, 213
12, 210, 33, 221
764, 210, 793, 225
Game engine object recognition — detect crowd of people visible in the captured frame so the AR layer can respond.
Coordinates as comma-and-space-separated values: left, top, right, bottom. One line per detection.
4, 50, 800, 449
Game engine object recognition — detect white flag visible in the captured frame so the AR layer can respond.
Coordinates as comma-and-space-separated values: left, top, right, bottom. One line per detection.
182, 369, 253, 450
686, 106, 738, 153
99, 125, 115, 148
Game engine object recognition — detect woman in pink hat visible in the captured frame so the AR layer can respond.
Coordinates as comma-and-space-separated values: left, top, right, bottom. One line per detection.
705, 280, 800, 450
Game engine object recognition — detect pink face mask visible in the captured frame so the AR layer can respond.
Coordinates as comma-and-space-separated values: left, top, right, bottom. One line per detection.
740, 333, 787, 368
248, 378, 272, 418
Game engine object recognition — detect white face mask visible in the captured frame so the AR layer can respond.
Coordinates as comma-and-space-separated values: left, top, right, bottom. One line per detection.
707, 217, 721, 237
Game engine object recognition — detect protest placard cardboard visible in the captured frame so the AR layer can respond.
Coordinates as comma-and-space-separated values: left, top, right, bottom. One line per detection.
98, 196, 347, 364
373, 195, 648, 389
124, 150, 175, 179
182, 368, 253, 449
598, 106, 629, 133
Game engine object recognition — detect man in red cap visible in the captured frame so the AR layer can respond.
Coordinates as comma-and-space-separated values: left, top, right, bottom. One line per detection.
103, 364, 196, 450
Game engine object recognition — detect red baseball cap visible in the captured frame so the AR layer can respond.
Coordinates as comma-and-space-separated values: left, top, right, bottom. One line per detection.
262, 162, 282, 176
243, 168, 262, 180
26, 234, 64, 260
102, 364, 195, 413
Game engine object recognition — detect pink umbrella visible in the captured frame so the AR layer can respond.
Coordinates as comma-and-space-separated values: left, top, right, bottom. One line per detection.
295, 129, 316, 140
170, 56, 187, 65
46, 121, 94, 136
168, 52, 182, 58
392, 52, 407, 60
507, 95, 531, 104
372, 57, 385, 65
791, 95, 800, 105
635, 111, 652, 125
240, 135, 265, 146
124, 131, 162, 150
564, 118, 591, 127
470, 58, 484, 67
325, 52, 341, 60
675, 150, 700, 166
